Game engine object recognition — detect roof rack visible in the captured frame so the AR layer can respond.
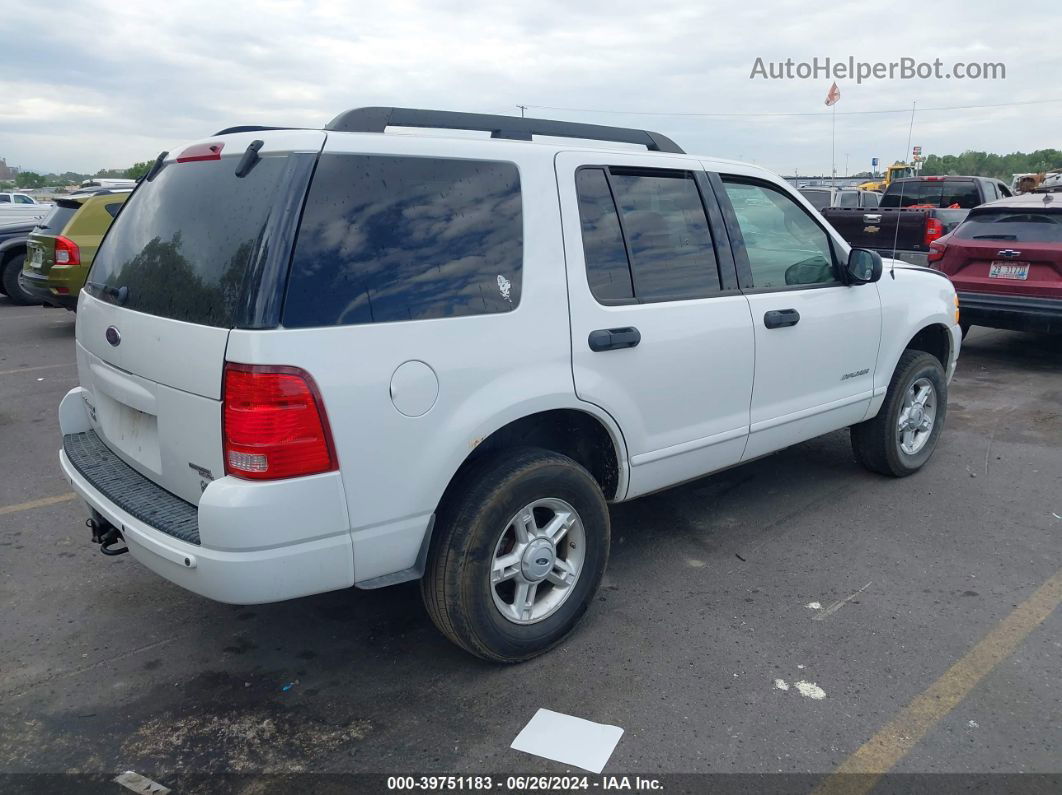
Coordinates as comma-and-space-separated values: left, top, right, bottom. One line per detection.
324, 106, 685, 154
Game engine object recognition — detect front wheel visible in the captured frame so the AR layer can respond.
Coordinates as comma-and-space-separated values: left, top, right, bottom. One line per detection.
851, 350, 948, 477
421, 447, 610, 662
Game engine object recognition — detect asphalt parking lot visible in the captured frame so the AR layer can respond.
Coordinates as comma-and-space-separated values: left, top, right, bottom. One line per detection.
1, 298, 1059, 791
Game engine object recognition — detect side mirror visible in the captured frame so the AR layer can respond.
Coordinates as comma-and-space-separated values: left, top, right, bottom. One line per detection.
845, 248, 883, 284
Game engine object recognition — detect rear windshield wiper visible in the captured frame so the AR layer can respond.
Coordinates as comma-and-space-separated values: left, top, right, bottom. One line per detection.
85, 281, 129, 305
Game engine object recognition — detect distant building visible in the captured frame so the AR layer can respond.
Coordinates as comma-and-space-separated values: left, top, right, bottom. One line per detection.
0, 158, 19, 181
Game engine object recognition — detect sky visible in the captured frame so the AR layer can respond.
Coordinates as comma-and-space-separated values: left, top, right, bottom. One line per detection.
1, 0, 1059, 176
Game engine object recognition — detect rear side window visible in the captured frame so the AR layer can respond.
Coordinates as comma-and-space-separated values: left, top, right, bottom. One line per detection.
574, 167, 720, 304
575, 169, 634, 301
955, 210, 1062, 242
104, 201, 123, 219
88, 156, 291, 327
283, 155, 522, 327
0, 195, 8, 203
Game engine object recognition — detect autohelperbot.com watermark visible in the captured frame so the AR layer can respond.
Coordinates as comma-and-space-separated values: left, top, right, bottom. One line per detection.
750, 56, 1006, 82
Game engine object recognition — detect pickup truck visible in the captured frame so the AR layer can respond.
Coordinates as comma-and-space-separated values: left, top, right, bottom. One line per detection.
822, 176, 1012, 266
0, 192, 52, 222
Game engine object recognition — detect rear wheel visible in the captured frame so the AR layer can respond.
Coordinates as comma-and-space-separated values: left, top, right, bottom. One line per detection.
2, 252, 36, 305
422, 447, 610, 662
960, 322, 971, 339
851, 350, 947, 477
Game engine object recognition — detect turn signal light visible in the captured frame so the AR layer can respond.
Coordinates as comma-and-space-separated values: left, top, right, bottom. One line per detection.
222, 363, 337, 480
52, 236, 81, 268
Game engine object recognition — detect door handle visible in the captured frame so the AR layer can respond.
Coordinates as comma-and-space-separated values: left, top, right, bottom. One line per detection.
863, 213, 882, 223
764, 309, 800, 329
588, 327, 641, 352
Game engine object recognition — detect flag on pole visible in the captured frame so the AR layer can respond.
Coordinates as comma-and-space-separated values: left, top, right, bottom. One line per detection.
825, 82, 840, 106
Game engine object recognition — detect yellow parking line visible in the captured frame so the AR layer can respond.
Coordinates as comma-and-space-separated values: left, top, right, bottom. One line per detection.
814, 567, 1062, 795
0, 493, 77, 516
0, 362, 75, 377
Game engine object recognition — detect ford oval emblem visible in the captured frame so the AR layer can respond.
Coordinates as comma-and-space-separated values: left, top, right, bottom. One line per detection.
105, 326, 121, 347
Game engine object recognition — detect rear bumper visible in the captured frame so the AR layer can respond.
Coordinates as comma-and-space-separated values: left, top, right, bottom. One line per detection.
957, 291, 1062, 334
19, 270, 77, 309
58, 389, 355, 604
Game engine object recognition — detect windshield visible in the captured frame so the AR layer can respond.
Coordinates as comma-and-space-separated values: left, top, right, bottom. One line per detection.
87, 154, 291, 327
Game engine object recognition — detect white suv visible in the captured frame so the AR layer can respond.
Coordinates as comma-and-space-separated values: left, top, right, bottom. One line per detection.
59, 107, 961, 661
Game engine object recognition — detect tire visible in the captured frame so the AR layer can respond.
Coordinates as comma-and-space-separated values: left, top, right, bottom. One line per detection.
960, 322, 971, 340
851, 350, 948, 477
421, 447, 610, 663
2, 252, 37, 306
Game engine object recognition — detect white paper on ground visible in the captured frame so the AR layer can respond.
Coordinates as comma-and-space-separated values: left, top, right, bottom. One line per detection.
511, 708, 624, 773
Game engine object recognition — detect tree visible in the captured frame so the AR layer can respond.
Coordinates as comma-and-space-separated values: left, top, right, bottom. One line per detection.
15, 171, 45, 189
124, 160, 153, 180
920, 149, 1062, 180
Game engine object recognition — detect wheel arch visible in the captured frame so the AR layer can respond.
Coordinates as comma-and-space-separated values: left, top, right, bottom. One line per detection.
903, 323, 952, 371
436, 406, 628, 515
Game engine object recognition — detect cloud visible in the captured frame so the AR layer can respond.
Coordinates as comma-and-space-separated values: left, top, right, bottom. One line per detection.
1, 0, 1057, 174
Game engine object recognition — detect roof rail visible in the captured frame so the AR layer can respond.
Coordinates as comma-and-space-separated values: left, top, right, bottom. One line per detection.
213, 125, 301, 136
325, 107, 685, 154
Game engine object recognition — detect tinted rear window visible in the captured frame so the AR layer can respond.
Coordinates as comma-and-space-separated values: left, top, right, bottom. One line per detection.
38, 204, 79, 233
799, 189, 832, 210
882, 180, 981, 209
87, 155, 290, 327
956, 210, 1062, 243
283, 154, 522, 327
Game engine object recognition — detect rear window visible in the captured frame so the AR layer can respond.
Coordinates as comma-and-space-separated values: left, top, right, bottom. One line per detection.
87, 155, 291, 327
836, 190, 861, 208
282, 154, 522, 328
37, 203, 79, 233
799, 189, 832, 210
955, 210, 1062, 243
882, 180, 981, 209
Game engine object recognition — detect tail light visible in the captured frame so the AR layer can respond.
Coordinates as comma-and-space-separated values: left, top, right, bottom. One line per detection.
52, 236, 81, 268
927, 240, 948, 266
924, 217, 945, 248
222, 363, 337, 480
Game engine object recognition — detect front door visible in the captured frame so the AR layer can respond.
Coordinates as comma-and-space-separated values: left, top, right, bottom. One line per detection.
556, 152, 755, 499
713, 174, 882, 460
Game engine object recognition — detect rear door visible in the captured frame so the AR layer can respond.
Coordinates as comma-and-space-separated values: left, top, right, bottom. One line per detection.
77, 130, 325, 504
714, 173, 882, 459
556, 151, 754, 498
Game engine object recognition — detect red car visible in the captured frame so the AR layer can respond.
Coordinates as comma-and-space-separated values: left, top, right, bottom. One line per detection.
928, 191, 1062, 335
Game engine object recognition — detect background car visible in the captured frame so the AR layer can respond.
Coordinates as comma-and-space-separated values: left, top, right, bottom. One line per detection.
20, 189, 130, 310
0, 217, 44, 304
928, 190, 1061, 335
